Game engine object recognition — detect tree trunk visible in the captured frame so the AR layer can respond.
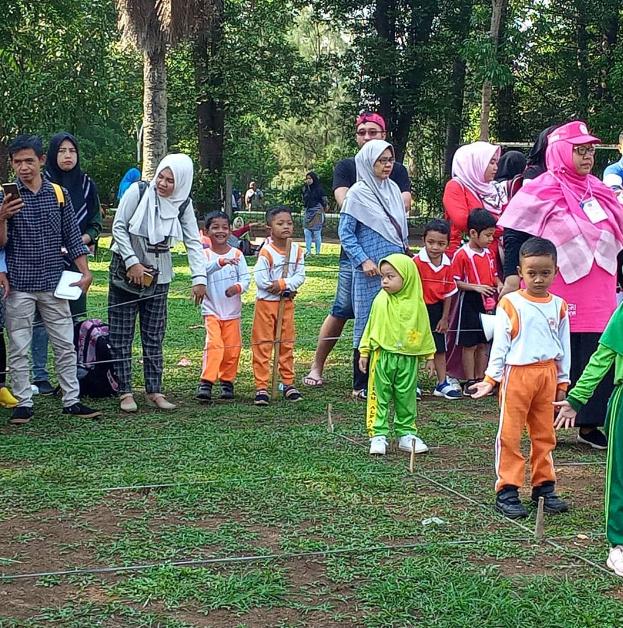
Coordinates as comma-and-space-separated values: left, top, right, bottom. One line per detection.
444, 57, 467, 178
142, 46, 168, 180
194, 0, 225, 212
479, 0, 508, 141
597, 7, 618, 103
374, 0, 395, 135
0, 138, 8, 183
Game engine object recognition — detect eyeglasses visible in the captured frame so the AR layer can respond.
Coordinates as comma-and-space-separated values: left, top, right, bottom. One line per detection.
356, 129, 382, 138
573, 146, 596, 156
377, 157, 395, 165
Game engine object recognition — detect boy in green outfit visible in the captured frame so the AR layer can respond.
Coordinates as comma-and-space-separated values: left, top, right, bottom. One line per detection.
359, 254, 435, 456
555, 303, 623, 576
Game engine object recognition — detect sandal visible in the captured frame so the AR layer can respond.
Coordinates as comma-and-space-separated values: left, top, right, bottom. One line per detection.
302, 375, 324, 387
352, 389, 367, 402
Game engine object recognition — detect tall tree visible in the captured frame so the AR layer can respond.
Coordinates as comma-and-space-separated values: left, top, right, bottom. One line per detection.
116, 0, 211, 178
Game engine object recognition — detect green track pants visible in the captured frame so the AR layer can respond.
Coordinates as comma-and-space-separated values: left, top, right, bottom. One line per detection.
605, 385, 623, 545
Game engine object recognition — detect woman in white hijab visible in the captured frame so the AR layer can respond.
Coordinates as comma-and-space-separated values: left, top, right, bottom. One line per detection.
338, 139, 408, 400
109, 154, 207, 412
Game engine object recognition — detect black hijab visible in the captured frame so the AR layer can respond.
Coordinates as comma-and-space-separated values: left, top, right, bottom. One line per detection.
45, 132, 94, 232
524, 124, 560, 180
302, 171, 326, 209
495, 150, 527, 182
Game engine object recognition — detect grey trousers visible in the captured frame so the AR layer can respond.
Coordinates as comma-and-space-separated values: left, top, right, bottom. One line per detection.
5, 291, 80, 408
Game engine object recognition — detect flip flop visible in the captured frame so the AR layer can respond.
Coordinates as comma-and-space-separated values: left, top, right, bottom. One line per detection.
302, 375, 324, 387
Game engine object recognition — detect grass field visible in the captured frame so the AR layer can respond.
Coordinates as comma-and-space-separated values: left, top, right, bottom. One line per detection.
0, 241, 621, 627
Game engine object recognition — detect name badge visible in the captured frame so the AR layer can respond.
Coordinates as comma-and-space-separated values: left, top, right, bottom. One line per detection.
581, 198, 608, 224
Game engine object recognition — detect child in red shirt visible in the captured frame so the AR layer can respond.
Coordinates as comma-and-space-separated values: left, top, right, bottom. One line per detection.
452, 209, 502, 394
413, 219, 460, 400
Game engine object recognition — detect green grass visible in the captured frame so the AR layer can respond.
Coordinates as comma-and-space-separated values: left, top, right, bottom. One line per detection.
0, 241, 618, 627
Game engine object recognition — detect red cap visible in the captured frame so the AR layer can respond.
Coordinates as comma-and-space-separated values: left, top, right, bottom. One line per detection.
548, 121, 600, 146
355, 112, 386, 131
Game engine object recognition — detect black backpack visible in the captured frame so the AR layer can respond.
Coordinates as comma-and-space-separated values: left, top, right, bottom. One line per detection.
74, 319, 120, 398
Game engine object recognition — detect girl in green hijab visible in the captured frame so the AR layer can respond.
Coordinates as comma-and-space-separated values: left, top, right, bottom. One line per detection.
359, 253, 435, 456
554, 303, 623, 577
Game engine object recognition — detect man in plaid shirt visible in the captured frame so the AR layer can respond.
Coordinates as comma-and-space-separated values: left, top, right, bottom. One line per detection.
0, 135, 101, 424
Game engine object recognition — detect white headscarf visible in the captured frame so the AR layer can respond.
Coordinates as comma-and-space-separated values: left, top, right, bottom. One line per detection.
129, 154, 194, 245
341, 140, 408, 249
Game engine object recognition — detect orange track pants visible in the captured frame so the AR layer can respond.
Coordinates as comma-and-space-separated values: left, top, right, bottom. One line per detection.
200, 316, 242, 384
251, 299, 295, 390
495, 360, 558, 493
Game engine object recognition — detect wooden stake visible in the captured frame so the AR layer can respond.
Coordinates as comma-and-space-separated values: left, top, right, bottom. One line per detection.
534, 496, 545, 542
271, 238, 293, 400
327, 403, 334, 433
409, 440, 416, 474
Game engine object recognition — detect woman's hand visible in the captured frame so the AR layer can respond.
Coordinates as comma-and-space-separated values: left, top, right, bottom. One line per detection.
553, 400, 577, 429
127, 263, 148, 286
361, 260, 379, 277
499, 275, 520, 298
474, 284, 497, 296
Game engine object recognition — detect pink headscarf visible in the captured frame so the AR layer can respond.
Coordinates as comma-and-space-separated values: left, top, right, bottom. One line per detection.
452, 141, 504, 214
499, 121, 623, 283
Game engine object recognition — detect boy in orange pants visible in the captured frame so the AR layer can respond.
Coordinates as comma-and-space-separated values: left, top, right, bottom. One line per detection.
252, 207, 305, 405
196, 212, 250, 402
471, 237, 571, 519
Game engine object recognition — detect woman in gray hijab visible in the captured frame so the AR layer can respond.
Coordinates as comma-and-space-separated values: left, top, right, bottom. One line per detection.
338, 139, 408, 400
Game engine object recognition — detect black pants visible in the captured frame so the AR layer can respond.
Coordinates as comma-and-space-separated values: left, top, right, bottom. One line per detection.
353, 348, 369, 391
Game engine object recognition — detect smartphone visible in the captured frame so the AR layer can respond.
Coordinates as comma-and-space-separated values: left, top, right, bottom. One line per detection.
2, 183, 20, 199
143, 271, 155, 287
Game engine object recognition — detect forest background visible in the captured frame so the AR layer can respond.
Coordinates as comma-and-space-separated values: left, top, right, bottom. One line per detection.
2, 0, 623, 217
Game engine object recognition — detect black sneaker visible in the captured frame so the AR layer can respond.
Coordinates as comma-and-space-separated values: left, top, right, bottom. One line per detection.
463, 380, 478, 397
33, 380, 55, 395
577, 428, 608, 450
283, 385, 302, 402
532, 483, 569, 514
196, 381, 213, 401
254, 389, 270, 406
220, 381, 234, 400
62, 403, 102, 419
10, 406, 34, 425
495, 487, 528, 519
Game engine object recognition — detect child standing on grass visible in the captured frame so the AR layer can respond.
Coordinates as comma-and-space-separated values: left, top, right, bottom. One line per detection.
359, 254, 435, 456
413, 219, 460, 400
252, 207, 305, 406
554, 303, 623, 576
196, 212, 250, 402
471, 237, 570, 519
452, 208, 503, 395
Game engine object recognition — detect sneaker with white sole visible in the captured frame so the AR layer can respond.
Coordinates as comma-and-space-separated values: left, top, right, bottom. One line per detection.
607, 546, 623, 576
447, 377, 462, 391
433, 380, 462, 400
416, 387, 422, 401
398, 434, 429, 454
369, 435, 388, 455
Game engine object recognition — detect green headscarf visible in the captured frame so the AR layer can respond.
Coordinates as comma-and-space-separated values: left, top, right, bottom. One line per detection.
359, 253, 435, 356
600, 302, 623, 355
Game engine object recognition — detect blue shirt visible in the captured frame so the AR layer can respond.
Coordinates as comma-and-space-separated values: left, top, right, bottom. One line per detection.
603, 157, 623, 183
1, 179, 87, 292
0, 249, 6, 274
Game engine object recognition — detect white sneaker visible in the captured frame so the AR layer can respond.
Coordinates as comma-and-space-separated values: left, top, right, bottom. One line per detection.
607, 546, 623, 576
447, 377, 462, 391
398, 434, 429, 454
369, 436, 388, 455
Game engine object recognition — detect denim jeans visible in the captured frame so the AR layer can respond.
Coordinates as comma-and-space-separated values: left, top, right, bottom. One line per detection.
304, 229, 322, 255
31, 310, 50, 382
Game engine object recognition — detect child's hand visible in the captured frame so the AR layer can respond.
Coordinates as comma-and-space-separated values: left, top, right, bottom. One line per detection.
496, 281, 504, 293
435, 317, 448, 333
225, 286, 238, 297
267, 280, 282, 294
474, 285, 497, 296
470, 380, 494, 399
553, 400, 576, 429
219, 257, 239, 266
425, 359, 435, 377
361, 260, 380, 277
359, 355, 369, 374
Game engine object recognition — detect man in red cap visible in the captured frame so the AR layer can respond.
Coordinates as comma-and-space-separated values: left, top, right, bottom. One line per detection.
303, 112, 411, 397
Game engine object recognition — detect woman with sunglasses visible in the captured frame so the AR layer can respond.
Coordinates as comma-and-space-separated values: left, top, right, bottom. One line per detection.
499, 120, 623, 451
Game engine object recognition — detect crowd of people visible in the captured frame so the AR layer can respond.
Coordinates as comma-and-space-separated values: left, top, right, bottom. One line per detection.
2, 113, 623, 575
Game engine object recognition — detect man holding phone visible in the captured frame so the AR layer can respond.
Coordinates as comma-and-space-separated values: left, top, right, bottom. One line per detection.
0, 135, 101, 424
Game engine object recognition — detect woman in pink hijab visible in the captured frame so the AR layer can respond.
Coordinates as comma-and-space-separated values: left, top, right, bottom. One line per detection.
443, 141, 506, 259
499, 120, 623, 449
